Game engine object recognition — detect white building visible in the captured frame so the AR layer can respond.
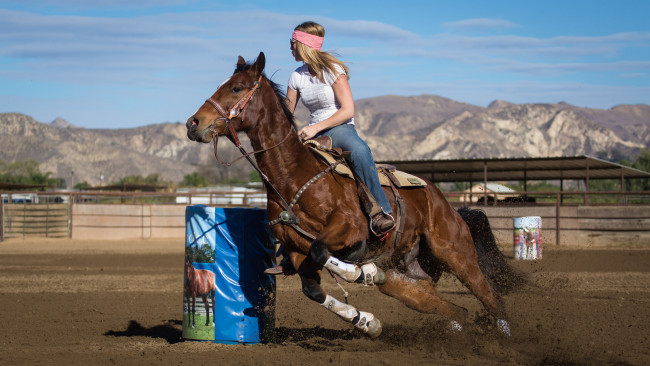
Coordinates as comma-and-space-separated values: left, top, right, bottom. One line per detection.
462, 183, 516, 203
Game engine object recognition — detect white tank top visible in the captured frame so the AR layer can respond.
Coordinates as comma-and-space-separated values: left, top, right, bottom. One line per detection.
288, 64, 354, 126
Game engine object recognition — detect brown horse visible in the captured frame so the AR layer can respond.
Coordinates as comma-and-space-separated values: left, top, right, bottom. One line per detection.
186, 52, 524, 338
184, 259, 216, 328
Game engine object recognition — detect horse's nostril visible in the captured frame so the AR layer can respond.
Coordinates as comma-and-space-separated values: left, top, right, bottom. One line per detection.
186, 116, 199, 131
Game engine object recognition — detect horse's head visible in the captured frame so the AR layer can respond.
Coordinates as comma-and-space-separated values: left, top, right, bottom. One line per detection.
184, 258, 193, 276
186, 52, 266, 143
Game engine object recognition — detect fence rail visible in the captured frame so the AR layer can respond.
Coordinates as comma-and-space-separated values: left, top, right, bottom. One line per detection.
4, 189, 649, 206
2, 190, 649, 245
1, 203, 70, 239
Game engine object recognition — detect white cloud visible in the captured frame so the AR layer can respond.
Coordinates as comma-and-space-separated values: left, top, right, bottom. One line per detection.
0, 6, 647, 128
443, 18, 520, 31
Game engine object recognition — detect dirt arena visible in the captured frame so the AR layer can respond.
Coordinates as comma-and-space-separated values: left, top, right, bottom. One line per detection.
0, 238, 648, 365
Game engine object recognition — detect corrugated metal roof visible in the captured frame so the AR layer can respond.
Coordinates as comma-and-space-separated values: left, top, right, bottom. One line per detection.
377, 155, 650, 183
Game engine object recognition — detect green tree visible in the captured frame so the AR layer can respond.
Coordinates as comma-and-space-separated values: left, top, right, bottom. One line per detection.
74, 181, 92, 190
625, 148, 650, 191
114, 174, 168, 186
181, 172, 209, 187
223, 176, 247, 185
249, 170, 261, 183
0, 160, 58, 188
185, 243, 215, 263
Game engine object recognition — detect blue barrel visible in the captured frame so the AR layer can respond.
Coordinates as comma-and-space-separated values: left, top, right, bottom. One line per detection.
182, 205, 276, 344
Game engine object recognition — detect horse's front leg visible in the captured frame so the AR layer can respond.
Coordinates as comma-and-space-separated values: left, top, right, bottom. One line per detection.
292, 252, 383, 338
191, 294, 196, 328
309, 226, 385, 286
183, 294, 188, 326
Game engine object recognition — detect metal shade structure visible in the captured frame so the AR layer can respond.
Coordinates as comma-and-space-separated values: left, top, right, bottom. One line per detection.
378, 155, 650, 184
84, 184, 167, 192
0, 182, 50, 190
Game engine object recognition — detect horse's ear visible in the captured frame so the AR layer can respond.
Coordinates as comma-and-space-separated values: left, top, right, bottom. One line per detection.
253, 52, 265, 76
237, 56, 245, 67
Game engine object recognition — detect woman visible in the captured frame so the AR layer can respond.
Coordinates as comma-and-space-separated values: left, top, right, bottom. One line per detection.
285, 21, 394, 236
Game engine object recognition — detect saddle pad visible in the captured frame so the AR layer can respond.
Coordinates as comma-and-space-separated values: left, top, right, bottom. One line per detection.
307, 146, 426, 188
379, 169, 427, 188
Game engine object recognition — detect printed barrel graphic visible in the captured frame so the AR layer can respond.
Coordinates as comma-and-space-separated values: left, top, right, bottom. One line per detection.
183, 205, 276, 344
513, 216, 542, 260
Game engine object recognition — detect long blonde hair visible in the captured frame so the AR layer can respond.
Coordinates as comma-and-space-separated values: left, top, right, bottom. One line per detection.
293, 21, 350, 84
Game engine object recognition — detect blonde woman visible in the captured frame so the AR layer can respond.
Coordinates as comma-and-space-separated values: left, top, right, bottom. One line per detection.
285, 21, 394, 236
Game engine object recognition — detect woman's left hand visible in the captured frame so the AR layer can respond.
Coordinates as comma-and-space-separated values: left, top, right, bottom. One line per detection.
298, 125, 320, 140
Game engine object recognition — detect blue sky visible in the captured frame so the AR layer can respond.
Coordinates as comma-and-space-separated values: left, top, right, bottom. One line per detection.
0, 0, 648, 129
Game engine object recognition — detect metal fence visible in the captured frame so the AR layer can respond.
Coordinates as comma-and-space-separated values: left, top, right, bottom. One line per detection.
2, 190, 650, 243
1, 203, 70, 239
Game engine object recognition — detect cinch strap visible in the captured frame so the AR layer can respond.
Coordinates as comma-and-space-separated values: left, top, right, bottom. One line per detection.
292, 30, 324, 50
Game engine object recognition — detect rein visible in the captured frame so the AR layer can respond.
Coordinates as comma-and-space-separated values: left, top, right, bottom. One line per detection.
204, 75, 320, 240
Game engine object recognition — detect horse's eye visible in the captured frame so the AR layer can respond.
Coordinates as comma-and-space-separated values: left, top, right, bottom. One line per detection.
231, 87, 242, 93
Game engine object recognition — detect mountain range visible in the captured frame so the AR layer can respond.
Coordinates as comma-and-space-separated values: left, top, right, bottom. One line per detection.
1, 95, 648, 187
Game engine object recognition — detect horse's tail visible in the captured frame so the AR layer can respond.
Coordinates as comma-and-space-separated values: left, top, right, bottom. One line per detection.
457, 207, 527, 294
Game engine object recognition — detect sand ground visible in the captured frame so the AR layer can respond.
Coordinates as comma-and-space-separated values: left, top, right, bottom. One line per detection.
0, 238, 648, 365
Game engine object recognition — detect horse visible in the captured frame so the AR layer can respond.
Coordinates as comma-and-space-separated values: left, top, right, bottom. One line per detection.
184, 259, 216, 328
185, 52, 525, 338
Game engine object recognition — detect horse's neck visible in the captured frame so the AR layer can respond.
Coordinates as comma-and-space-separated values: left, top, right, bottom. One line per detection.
247, 120, 321, 192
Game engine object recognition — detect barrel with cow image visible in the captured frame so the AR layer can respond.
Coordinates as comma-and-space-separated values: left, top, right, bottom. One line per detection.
183, 205, 276, 344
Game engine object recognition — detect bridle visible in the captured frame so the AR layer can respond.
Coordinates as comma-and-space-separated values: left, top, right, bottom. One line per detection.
203, 73, 310, 235
205, 74, 293, 165
206, 74, 261, 150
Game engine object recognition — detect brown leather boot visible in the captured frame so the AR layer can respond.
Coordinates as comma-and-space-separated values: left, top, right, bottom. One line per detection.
371, 214, 395, 236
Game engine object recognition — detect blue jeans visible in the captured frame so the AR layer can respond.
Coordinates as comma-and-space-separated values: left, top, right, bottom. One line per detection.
318, 124, 392, 215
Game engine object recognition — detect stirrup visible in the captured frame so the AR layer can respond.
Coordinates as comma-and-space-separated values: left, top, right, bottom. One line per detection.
369, 213, 395, 237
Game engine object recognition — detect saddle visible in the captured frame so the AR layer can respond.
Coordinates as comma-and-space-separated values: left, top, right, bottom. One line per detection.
266, 136, 426, 277
304, 136, 426, 254
304, 136, 427, 188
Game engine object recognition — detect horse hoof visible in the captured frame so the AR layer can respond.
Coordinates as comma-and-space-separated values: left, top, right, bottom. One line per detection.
366, 317, 383, 338
360, 263, 386, 286
354, 311, 382, 338
497, 319, 511, 336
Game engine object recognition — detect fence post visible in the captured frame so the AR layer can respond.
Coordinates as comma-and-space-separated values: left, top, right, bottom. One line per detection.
68, 193, 73, 239
556, 192, 560, 246
0, 197, 3, 242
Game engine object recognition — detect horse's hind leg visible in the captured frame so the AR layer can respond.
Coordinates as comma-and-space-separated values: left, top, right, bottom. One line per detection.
293, 252, 383, 338
378, 270, 469, 327
202, 295, 211, 326
211, 290, 216, 327
427, 237, 511, 335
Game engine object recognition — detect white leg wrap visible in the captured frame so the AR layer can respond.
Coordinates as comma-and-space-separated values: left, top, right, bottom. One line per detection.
324, 257, 361, 282
497, 319, 511, 336
321, 294, 359, 322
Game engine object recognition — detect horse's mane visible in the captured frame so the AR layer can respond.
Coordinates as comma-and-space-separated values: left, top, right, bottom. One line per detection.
235, 61, 297, 130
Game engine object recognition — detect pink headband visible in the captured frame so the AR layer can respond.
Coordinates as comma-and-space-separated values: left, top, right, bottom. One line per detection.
292, 30, 324, 50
